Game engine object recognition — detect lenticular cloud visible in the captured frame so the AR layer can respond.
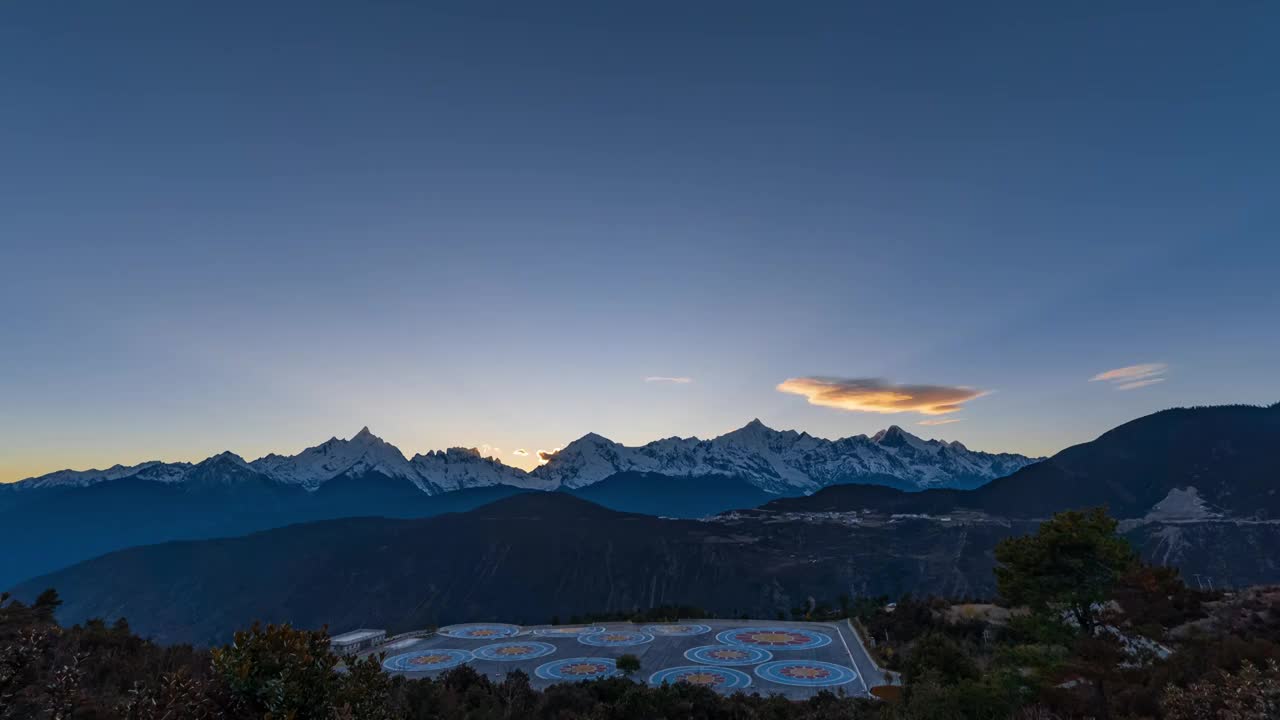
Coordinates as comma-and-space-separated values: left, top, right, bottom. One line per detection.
776, 377, 986, 415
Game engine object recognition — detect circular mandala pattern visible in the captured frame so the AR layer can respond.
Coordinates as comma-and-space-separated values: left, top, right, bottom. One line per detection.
382, 649, 473, 672
437, 623, 522, 640
754, 660, 857, 687
578, 630, 654, 647
471, 641, 557, 662
649, 665, 753, 690
684, 644, 773, 666
644, 623, 712, 637
533, 626, 606, 637
716, 627, 832, 650
534, 657, 620, 681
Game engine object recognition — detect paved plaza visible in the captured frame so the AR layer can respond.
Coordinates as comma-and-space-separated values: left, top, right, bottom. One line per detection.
368, 619, 887, 700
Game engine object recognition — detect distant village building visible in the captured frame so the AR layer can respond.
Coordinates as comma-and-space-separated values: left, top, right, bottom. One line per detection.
330, 629, 386, 655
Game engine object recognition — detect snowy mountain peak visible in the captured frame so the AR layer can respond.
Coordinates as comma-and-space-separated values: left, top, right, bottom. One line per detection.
247, 427, 414, 490
731, 418, 772, 435
575, 432, 613, 445
14, 461, 192, 490
872, 424, 908, 443
873, 425, 945, 455
203, 451, 249, 467
408, 447, 555, 493
15, 421, 1041, 497
528, 421, 1039, 494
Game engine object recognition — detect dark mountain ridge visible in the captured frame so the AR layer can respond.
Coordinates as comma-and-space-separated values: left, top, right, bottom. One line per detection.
14, 492, 1011, 646
0, 469, 764, 588
0, 470, 528, 590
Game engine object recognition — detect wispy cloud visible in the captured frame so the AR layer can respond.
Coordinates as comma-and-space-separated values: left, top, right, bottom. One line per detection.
918, 417, 964, 426
512, 448, 529, 457
1116, 377, 1166, 391
1091, 363, 1168, 390
776, 377, 987, 415
645, 376, 693, 384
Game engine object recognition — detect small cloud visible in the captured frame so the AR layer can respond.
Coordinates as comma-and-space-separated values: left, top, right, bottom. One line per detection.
645, 376, 693, 384
1091, 363, 1168, 390
1116, 377, 1166, 391
537, 448, 562, 463
918, 417, 964, 426
776, 377, 986, 415
512, 449, 529, 457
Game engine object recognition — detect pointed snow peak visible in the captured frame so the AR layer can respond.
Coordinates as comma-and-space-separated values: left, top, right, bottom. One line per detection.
203, 451, 249, 467
740, 418, 781, 434
573, 432, 614, 446
352, 426, 375, 442
718, 417, 781, 443
872, 424, 899, 439
872, 424, 931, 451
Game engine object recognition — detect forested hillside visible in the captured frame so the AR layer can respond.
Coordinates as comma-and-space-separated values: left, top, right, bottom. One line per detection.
5, 509, 1279, 719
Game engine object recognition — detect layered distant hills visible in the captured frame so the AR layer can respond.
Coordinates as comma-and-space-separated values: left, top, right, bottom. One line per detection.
12, 403, 1280, 645
0, 421, 1037, 589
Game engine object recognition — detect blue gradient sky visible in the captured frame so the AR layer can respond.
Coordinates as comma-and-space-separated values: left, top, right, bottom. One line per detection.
2, 2, 1278, 481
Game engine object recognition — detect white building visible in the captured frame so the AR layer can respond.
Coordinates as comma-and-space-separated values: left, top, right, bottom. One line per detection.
330, 628, 386, 655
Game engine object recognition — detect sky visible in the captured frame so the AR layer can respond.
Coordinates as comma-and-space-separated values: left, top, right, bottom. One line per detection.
2, 1, 1278, 481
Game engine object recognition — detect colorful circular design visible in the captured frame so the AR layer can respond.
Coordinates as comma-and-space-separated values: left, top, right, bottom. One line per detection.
437, 623, 522, 640
644, 623, 712, 637
649, 665, 753, 690
754, 660, 857, 687
533, 626, 606, 637
471, 641, 557, 662
534, 657, 620, 681
716, 627, 832, 650
382, 649, 473, 672
578, 630, 654, 647
684, 644, 773, 666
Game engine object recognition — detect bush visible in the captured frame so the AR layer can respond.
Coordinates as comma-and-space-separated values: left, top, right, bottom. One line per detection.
616, 654, 641, 676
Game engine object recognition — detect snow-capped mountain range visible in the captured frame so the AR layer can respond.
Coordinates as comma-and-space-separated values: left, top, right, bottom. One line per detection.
13, 421, 1041, 496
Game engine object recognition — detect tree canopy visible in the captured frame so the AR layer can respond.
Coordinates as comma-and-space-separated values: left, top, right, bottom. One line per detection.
994, 507, 1137, 634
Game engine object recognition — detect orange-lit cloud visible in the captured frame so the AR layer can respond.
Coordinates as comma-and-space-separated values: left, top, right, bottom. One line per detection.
776, 377, 986, 415
512, 449, 529, 457
645, 376, 693, 384
537, 448, 562, 463
1090, 363, 1168, 390
918, 417, 964, 426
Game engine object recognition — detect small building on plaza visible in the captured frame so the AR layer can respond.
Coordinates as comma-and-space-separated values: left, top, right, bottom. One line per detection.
330, 628, 386, 655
